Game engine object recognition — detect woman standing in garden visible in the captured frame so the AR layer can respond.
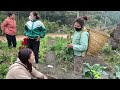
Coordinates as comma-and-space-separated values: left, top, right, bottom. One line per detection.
1, 12, 17, 48
67, 16, 89, 75
24, 11, 46, 69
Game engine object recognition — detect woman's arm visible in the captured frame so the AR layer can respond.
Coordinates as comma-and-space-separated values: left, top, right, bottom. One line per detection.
40, 27, 46, 38
1, 19, 8, 33
31, 67, 47, 79
24, 24, 29, 36
39, 22, 46, 38
14, 68, 31, 79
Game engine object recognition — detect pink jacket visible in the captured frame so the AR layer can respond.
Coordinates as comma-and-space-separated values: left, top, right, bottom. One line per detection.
1, 17, 16, 35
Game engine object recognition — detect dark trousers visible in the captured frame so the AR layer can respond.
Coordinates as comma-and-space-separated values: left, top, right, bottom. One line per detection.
27, 39, 40, 63
6, 34, 17, 48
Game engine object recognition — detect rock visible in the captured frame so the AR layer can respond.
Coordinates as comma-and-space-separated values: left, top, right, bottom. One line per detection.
110, 23, 120, 50
47, 65, 53, 68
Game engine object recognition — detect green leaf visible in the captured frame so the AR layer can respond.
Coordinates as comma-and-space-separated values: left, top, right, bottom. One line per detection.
82, 67, 90, 75
94, 74, 101, 79
97, 68, 103, 74
114, 65, 120, 72
83, 62, 91, 68
115, 72, 120, 79
84, 72, 91, 79
101, 66, 107, 70
92, 64, 100, 70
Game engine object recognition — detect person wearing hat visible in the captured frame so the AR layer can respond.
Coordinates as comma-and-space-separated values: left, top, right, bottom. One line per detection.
67, 16, 89, 75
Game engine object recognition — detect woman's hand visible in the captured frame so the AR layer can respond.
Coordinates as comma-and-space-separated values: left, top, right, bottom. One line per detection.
67, 44, 73, 48
43, 75, 48, 79
36, 36, 40, 41
38, 75, 48, 79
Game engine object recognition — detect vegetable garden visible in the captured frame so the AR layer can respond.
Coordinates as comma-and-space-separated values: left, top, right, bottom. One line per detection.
0, 11, 120, 79
0, 35, 120, 79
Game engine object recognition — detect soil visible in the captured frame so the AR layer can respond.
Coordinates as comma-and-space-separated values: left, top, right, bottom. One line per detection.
84, 55, 111, 69
38, 54, 112, 79
45, 51, 56, 66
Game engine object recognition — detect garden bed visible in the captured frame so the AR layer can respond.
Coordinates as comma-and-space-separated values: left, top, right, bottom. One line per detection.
0, 36, 119, 79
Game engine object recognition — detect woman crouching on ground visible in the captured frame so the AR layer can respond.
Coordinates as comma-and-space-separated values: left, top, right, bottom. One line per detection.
6, 48, 47, 79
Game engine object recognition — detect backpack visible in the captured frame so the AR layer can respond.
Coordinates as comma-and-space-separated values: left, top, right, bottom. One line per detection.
80, 27, 109, 57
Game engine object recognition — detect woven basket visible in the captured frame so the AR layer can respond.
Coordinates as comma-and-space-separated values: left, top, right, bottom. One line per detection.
86, 29, 110, 56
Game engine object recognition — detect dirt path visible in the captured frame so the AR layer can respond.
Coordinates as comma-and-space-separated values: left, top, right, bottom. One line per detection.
46, 34, 68, 39
0, 34, 68, 42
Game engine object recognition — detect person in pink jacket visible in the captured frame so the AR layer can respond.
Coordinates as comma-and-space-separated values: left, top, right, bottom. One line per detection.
1, 12, 17, 48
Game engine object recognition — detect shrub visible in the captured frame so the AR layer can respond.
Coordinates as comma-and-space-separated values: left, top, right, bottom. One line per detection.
50, 37, 74, 63
109, 65, 120, 79
39, 37, 49, 63
82, 62, 108, 79
16, 17, 27, 35
43, 20, 60, 33
101, 43, 112, 55
0, 64, 9, 79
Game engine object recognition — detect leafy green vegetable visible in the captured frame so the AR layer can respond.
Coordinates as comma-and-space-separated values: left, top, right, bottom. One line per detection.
82, 62, 108, 79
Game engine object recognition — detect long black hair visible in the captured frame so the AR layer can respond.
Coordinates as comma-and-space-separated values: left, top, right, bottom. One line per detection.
8, 12, 15, 17
31, 11, 40, 20
18, 48, 33, 73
